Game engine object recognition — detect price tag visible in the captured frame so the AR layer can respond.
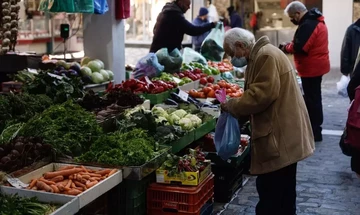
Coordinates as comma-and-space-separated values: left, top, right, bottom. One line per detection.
178, 89, 189, 101
7, 177, 28, 189
172, 77, 182, 84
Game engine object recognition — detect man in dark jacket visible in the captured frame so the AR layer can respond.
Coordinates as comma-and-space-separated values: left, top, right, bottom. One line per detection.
192, 7, 210, 52
280, 1, 330, 142
150, 0, 216, 53
341, 18, 360, 76
227, 6, 242, 28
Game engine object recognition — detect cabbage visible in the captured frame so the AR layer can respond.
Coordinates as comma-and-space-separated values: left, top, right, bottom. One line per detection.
106, 70, 114, 80
91, 72, 104, 84
156, 116, 168, 124
81, 57, 92, 66
168, 113, 181, 125
80, 66, 92, 76
172, 109, 188, 118
88, 60, 102, 73
152, 106, 168, 118
185, 114, 202, 128
100, 69, 110, 81
179, 118, 193, 131
94, 59, 105, 69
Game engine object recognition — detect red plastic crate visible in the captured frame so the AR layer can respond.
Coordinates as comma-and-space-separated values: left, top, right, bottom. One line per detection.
147, 174, 214, 215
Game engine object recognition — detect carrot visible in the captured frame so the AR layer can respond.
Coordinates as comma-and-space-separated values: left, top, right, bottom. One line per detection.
80, 166, 89, 173
88, 173, 102, 177
71, 182, 76, 188
86, 180, 98, 188
74, 180, 86, 188
89, 177, 101, 181
29, 179, 37, 189
108, 169, 117, 177
76, 174, 82, 181
65, 180, 72, 189
95, 169, 111, 175
57, 184, 70, 192
80, 174, 90, 180
39, 178, 56, 185
49, 175, 64, 182
31, 186, 37, 190
75, 187, 84, 191
65, 189, 82, 196
58, 165, 75, 171
44, 168, 83, 179
56, 179, 69, 186
50, 185, 60, 193
36, 181, 53, 193
69, 175, 74, 180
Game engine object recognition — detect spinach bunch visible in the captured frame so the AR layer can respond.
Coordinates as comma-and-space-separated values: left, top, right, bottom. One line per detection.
77, 128, 157, 166
19, 100, 102, 157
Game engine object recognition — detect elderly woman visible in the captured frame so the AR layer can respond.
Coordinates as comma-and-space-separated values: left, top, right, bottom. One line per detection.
221, 28, 315, 214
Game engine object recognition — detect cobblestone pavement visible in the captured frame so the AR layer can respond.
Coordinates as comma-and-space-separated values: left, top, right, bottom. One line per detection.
220, 73, 360, 215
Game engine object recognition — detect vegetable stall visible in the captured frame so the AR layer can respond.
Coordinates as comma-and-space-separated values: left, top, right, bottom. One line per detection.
0, 51, 250, 215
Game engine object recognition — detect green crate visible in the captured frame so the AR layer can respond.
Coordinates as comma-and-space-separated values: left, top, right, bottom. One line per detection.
170, 130, 195, 153
194, 118, 216, 140
118, 172, 155, 215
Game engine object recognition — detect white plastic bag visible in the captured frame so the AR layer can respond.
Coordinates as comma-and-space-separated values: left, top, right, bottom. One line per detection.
336, 75, 350, 97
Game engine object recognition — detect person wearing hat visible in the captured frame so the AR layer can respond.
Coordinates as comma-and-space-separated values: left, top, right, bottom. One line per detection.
192, 7, 211, 52
227, 6, 243, 28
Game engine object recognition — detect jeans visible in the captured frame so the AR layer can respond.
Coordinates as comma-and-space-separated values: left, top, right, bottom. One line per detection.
256, 163, 297, 215
301, 76, 324, 138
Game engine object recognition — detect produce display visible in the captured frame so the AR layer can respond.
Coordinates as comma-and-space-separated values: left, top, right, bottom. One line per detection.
19, 100, 102, 157
23, 165, 117, 195
159, 149, 209, 177
0, 193, 56, 215
13, 70, 84, 104
208, 60, 234, 73
77, 129, 161, 166
188, 80, 244, 98
0, 136, 51, 173
0, 0, 21, 53
182, 62, 220, 76
116, 77, 177, 94
0, 93, 53, 133
77, 89, 144, 121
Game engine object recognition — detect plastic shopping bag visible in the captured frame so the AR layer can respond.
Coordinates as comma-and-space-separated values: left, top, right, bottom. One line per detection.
156, 48, 183, 73
74, 0, 95, 13
50, 0, 75, 12
182, 47, 207, 65
214, 89, 241, 160
201, 22, 225, 62
94, 0, 109, 14
133, 53, 165, 79
336, 75, 350, 97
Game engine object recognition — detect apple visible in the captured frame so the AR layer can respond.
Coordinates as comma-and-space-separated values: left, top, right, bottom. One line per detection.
207, 76, 215, 83
200, 77, 208, 85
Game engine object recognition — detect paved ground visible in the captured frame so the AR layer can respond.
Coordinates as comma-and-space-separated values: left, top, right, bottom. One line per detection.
219, 72, 360, 215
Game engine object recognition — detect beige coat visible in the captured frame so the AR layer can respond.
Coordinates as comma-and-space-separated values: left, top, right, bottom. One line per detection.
227, 36, 315, 175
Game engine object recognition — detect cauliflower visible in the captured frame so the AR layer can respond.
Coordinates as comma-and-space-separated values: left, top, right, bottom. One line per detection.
168, 113, 181, 125
185, 114, 202, 128
125, 106, 145, 119
151, 106, 168, 118
179, 118, 193, 131
172, 109, 188, 118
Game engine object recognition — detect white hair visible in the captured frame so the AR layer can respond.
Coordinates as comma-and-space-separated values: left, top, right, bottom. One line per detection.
224, 28, 255, 52
284, 1, 307, 16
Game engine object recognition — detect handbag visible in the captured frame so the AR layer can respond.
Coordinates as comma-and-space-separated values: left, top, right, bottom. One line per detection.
339, 127, 352, 156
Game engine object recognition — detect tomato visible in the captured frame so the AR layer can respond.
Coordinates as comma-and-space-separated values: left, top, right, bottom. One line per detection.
202, 87, 211, 95
213, 84, 220, 90
189, 89, 198, 97
207, 76, 214, 83
199, 77, 207, 85
218, 81, 226, 88
198, 92, 206, 98
234, 85, 240, 90
226, 89, 232, 94
207, 89, 216, 98
206, 83, 213, 88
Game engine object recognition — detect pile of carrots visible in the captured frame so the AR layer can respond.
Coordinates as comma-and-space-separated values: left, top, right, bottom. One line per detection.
26, 165, 117, 196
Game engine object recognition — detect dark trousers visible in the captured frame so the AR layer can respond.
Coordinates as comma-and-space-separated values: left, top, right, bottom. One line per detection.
301, 76, 324, 138
256, 163, 297, 215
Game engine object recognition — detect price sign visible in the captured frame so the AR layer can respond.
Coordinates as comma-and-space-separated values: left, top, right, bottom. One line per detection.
178, 89, 189, 101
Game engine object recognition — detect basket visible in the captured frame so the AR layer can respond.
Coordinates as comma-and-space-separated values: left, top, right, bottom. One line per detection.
147, 174, 214, 215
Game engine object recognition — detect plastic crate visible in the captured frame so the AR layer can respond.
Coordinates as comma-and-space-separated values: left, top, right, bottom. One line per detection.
214, 171, 243, 203
147, 174, 214, 215
194, 118, 216, 140
117, 172, 155, 215
200, 199, 214, 215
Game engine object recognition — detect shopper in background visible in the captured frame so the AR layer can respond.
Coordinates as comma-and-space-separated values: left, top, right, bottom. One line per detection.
222, 28, 314, 215
150, 0, 216, 53
227, 6, 242, 28
341, 18, 360, 77
280, 1, 330, 142
207, 0, 219, 23
192, 8, 211, 52
347, 61, 360, 179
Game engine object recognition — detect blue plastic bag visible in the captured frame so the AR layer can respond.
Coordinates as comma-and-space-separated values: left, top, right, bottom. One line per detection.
94, 0, 108, 14
133, 53, 164, 79
214, 88, 241, 160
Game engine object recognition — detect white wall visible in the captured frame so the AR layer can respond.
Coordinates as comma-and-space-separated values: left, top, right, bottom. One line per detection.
323, 0, 353, 68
